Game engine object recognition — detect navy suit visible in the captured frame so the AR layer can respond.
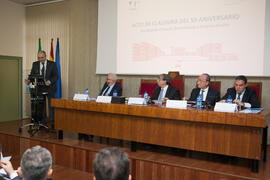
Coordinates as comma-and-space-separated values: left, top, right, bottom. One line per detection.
189, 87, 220, 106
99, 83, 122, 96
151, 85, 180, 100
221, 87, 260, 108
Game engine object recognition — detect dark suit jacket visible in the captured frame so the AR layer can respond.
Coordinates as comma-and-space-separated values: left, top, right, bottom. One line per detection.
99, 82, 122, 96
151, 85, 180, 100
30, 60, 58, 97
221, 87, 260, 108
188, 87, 220, 106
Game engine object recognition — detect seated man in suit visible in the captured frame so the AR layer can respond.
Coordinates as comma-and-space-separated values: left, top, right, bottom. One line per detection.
99, 73, 122, 96
221, 75, 260, 108
151, 74, 180, 101
93, 147, 131, 180
0, 145, 53, 180
188, 73, 220, 106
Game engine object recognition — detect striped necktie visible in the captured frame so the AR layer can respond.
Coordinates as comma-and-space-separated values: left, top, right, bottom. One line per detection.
102, 86, 109, 96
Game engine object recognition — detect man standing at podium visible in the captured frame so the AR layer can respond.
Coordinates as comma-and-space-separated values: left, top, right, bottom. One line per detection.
25, 50, 58, 129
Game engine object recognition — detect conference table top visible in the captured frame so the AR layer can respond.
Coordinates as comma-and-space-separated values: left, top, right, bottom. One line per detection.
51, 98, 270, 128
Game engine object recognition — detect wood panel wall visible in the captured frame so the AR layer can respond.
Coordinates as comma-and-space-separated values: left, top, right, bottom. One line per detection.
0, 132, 257, 180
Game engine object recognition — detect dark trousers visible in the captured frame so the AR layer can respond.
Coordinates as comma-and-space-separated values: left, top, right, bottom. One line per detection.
42, 94, 55, 127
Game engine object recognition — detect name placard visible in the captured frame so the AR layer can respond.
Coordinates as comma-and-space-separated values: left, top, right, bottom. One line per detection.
214, 102, 237, 112
128, 97, 145, 105
73, 94, 89, 101
96, 96, 112, 103
166, 100, 187, 109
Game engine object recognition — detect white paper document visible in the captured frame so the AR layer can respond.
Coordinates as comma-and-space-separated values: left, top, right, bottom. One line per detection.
240, 108, 264, 114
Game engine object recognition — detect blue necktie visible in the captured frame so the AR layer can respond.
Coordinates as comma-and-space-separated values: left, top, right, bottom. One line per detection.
158, 88, 164, 101
237, 93, 241, 100
200, 90, 204, 100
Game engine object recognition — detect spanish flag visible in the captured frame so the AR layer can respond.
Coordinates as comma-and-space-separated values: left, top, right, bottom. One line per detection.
49, 38, 54, 61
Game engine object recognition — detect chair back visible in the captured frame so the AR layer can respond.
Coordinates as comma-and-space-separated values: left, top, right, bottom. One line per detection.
139, 79, 158, 97
247, 82, 262, 104
170, 75, 184, 99
116, 79, 123, 87
209, 81, 221, 92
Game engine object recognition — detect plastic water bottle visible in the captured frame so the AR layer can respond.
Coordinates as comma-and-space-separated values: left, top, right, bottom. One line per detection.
85, 88, 89, 96
113, 89, 118, 97
196, 93, 202, 110
144, 91, 149, 105
26, 84, 30, 93
227, 95, 233, 103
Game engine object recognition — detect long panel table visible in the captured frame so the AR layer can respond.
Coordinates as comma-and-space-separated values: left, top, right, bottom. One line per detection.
51, 99, 270, 172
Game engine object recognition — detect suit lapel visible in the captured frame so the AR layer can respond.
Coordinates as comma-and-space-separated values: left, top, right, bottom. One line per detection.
165, 86, 170, 97
242, 88, 248, 102
205, 88, 210, 100
36, 62, 40, 74
45, 61, 50, 79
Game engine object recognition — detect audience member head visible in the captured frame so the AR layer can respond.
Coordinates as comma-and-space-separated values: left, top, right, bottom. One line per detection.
234, 75, 247, 94
106, 73, 117, 86
197, 73, 210, 90
37, 50, 47, 64
157, 74, 171, 88
93, 147, 131, 180
20, 145, 53, 180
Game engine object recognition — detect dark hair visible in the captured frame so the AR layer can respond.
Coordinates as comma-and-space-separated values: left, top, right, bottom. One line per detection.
202, 73, 211, 82
94, 147, 130, 180
235, 75, 247, 84
161, 74, 171, 85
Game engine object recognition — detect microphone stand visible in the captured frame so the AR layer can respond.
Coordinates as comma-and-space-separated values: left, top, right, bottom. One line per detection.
19, 74, 49, 137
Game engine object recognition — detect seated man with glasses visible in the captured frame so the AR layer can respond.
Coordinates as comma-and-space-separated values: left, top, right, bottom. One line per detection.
188, 73, 220, 106
151, 74, 180, 101
99, 73, 122, 96
221, 75, 260, 108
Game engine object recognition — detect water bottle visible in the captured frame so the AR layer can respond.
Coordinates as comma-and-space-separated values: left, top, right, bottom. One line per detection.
196, 93, 202, 110
113, 89, 118, 97
85, 88, 89, 96
144, 91, 149, 105
26, 84, 30, 93
227, 95, 233, 103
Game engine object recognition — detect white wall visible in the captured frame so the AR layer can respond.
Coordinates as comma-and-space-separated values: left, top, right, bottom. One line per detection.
0, 0, 26, 117
0, 0, 25, 57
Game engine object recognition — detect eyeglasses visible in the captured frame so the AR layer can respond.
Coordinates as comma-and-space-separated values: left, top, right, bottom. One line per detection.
197, 79, 207, 83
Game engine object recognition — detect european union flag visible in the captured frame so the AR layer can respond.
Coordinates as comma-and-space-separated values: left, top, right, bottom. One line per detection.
54, 38, 62, 98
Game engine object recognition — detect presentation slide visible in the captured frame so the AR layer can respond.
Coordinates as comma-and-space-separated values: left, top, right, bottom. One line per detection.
97, 0, 267, 76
